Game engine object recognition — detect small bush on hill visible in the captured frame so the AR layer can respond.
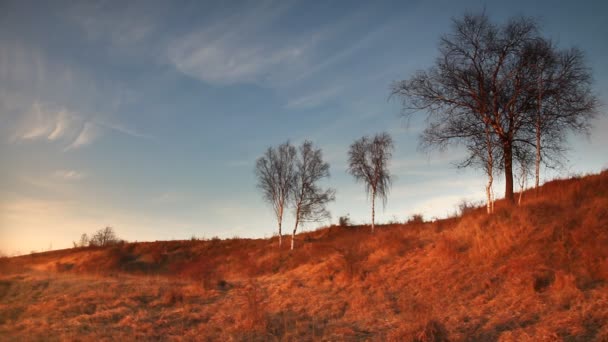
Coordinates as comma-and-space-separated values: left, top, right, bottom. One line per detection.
407, 214, 424, 224
339, 215, 351, 227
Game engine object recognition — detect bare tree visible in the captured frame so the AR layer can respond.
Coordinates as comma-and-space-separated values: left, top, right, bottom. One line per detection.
520, 39, 597, 192
77, 233, 89, 248
392, 13, 597, 203
348, 132, 394, 232
447, 118, 501, 214
255, 142, 297, 248
89, 227, 119, 247
290, 141, 335, 250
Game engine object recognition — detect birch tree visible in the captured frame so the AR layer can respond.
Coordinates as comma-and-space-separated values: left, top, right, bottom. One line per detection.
348, 133, 394, 233
290, 141, 335, 250
521, 39, 597, 192
255, 142, 296, 248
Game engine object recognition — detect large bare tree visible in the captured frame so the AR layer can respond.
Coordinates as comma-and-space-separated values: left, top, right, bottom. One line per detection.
290, 141, 335, 250
255, 142, 296, 248
392, 13, 597, 203
348, 132, 394, 232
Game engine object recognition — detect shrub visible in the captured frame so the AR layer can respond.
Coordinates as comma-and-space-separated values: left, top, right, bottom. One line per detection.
415, 319, 450, 342
88, 227, 120, 247
338, 215, 351, 227
407, 214, 424, 224
457, 199, 480, 216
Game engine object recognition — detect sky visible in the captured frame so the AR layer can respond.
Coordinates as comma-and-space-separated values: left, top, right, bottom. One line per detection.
1, 0, 607, 255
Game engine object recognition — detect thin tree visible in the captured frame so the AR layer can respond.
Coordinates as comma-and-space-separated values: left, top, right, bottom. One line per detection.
255, 142, 296, 248
79, 233, 89, 247
348, 132, 394, 232
450, 120, 501, 214
521, 38, 597, 192
290, 141, 335, 250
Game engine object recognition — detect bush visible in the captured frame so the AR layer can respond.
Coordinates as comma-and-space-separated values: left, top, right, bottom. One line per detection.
457, 199, 480, 216
407, 214, 424, 224
88, 227, 121, 247
338, 215, 351, 227
415, 319, 450, 342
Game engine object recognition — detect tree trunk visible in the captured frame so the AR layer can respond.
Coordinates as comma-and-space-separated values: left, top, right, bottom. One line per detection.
535, 119, 541, 194
486, 175, 493, 214
519, 160, 527, 206
485, 125, 494, 214
535, 73, 542, 195
278, 205, 283, 248
371, 189, 376, 233
503, 141, 515, 203
491, 187, 495, 213
291, 205, 300, 250
278, 221, 282, 248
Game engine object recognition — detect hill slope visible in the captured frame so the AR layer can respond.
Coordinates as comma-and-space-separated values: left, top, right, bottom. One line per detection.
1, 171, 607, 341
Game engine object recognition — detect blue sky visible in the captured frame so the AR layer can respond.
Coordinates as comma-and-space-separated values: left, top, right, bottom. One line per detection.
1, 0, 607, 255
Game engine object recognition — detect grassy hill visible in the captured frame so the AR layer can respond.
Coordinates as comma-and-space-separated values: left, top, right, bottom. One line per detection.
1, 170, 607, 341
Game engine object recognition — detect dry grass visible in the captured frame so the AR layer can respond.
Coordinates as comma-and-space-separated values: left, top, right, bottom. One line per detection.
1, 170, 608, 340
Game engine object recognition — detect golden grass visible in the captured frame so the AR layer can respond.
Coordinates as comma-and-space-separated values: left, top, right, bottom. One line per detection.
1, 170, 607, 340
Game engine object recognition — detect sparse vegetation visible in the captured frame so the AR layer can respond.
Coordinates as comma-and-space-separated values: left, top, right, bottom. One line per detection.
407, 213, 424, 224
83, 227, 121, 247
338, 214, 351, 227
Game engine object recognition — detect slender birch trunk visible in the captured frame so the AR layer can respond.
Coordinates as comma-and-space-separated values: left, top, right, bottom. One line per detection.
503, 141, 515, 204
518, 159, 527, 206
491, 186, 495, 213
277, 205, 283, 248
486, 176, 493, 214
535, 74, 543, 194
485, 125, 494, 214
291, 205, 300, 250
371, 188, 376, 233
535, 119, 541, 194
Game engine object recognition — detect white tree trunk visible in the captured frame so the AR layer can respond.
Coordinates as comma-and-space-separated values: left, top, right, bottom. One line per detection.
486, 181, 492, 214
291, 205, 301, 250
277, 205, 283, 248
535, 121, 541, 193
485, 125, 494, 214
371, 189, 376, 233
491, 186, 495, 213
518, 162, 527, 206
535, 73, 542, 194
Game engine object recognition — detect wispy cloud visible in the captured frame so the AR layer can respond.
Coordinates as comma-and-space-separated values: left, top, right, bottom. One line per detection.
285, 85, 343, 109
166, 1, 332, 86
168, 25, 307, 86
13, 102, 79, 142
53, 170, 85, 181
64, 122, 98, 150
11, 102, 96, 150
10, 101, 147, 150
67, 1, 157, 49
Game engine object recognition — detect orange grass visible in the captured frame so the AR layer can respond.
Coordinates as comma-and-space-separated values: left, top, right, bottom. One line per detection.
1, 170, 607, 340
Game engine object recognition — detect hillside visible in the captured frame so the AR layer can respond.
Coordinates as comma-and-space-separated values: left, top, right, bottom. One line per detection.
1, 170, 607, 341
